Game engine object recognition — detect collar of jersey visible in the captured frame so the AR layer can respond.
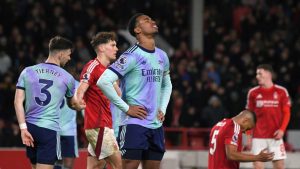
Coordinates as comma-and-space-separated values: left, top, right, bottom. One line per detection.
137, 44, 155, 53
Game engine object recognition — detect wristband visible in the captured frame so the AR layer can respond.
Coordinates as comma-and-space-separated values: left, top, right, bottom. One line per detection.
19, 123, 27, 129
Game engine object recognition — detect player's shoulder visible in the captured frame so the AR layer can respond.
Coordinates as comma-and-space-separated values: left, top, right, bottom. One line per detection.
82, 59, 101, 72
274, 84, 289, 95
123, 44, 139, 55
248, 86, 260, 93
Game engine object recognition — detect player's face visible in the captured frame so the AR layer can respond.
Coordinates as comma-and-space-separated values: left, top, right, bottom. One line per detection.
256, 68, 271, 86
103, 40, 118, 62
60, 49, 72, 67
135, 15, 158, 35
241, 120, 255, 133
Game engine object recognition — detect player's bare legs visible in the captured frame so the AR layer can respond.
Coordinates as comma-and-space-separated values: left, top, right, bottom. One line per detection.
253, 161, 264, 169
273, 159, 284, 169
63, 157, 75, 169
141, 160, 160, 169
122, 159, 140, 169
31, 164, 36, 169
87, 156, 106, 169
105, 152, 122, 169
36, 163, 54, 169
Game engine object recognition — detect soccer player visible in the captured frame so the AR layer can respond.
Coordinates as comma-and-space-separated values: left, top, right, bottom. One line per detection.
54, 81, 79, 169
97, 13, 172, 169
208, 110, 274, 169
246, 64, 291, 169
75, 32, 122, 169
14, 36, 85, 169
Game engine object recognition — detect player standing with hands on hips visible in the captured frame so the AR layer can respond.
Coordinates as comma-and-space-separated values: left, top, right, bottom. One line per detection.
97, 13, 172, 169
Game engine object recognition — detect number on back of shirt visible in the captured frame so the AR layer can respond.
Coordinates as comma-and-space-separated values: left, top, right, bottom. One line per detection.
209, 130, 219, 155
35, 79, 53, 106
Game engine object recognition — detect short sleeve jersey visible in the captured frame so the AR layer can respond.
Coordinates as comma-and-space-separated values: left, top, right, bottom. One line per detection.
59, 81, 79, 136
246, 85, 291, 138
16, 63, 76, 131
109, 44, 170, 129
80, 59, 112, 129
208, 119, 242, 169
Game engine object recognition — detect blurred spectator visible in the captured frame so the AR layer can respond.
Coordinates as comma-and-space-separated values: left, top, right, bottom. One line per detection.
201, 95, 228, 127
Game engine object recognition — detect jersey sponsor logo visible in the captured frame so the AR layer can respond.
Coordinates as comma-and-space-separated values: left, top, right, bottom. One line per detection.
256, 100, 279, 107
141, 68, 162, 82
158, 60, 163, 65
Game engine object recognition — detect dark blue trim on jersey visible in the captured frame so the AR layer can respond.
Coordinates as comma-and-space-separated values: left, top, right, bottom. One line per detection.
16, 86, 25, 90
65, 95, 73, 99
137, 44, 155, 53
44, 62, 60, 67
127, 45, 138, 53
109, 67, 123, 78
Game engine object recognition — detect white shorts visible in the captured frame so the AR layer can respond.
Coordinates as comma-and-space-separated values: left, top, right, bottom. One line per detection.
85, 127, 119, 160
252, 138, 286, 160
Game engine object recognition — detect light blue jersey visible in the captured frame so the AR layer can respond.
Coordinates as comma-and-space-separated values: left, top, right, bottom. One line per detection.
16, 63, 76, 131
109, 44, 171, 129
59, 81, 79, 136
110, 103, 121, 137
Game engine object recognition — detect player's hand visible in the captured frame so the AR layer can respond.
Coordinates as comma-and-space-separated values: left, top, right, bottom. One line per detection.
21, 129, 34, 147
157, 110, 165, 122
273, 129, 284, 140
74, 98, 86, 111
126, 105, 147, 119
257, 148, 274, 162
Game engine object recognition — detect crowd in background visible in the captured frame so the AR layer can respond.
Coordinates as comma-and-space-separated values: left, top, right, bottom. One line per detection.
0, 0, 300, 147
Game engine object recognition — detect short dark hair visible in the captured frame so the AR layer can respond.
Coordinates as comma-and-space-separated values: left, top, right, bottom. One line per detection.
49, 36, 73, 52
128, 13, 144, 37
90, 32, 117, 51
257, 64, 274, 75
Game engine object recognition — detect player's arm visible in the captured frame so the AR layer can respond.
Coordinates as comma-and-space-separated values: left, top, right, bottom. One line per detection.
75, 81, 89, 105
97, 69, 147, 119
159, 72, 172, 115
113, 80, 122, 97
157, 72, 172, 122
67, 81, 86, 111
274, 105, 291, 139
225, 144, 274, 162
14, 88, 34, 147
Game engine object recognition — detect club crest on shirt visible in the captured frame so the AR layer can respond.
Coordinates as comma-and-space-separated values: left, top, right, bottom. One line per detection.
273, 92, 278, 99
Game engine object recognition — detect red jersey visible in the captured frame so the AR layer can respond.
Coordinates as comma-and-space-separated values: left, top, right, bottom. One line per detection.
80, 59, 112, 129
208, 119, 242, 169
246, 85, 290, 138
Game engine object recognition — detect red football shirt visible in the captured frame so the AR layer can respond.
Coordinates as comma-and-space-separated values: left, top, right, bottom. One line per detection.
208, 119, 242, 169
246, 85, 290, 138
80, 59, 112, 129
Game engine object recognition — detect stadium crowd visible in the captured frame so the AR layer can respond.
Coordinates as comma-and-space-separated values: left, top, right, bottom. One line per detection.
0, 0, 300, 147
